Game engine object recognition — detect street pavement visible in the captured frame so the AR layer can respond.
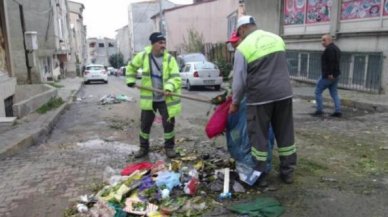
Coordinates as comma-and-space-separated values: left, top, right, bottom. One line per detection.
0, 76, 388, 216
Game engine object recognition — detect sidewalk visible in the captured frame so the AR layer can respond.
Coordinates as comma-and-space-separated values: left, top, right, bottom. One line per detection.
0, 77, 83, 160
292, 81, 388, 112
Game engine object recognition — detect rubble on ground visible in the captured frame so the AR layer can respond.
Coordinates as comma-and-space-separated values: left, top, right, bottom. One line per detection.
66, 138, 284, 217
99, 94, 134, 105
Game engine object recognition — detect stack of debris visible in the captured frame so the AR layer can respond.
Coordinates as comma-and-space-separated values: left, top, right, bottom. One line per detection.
99, 94, 134, 105
70, 151, 284, 217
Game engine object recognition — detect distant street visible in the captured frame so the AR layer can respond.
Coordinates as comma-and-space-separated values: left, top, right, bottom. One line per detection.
0, 76, 388, 216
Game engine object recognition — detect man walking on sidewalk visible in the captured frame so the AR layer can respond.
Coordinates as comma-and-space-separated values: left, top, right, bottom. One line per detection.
229, 15, 297, 184
126, 32, 182, 158
312, 34, 342, 117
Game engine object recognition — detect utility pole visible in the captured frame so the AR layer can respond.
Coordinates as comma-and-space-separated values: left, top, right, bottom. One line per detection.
19, 4, 32, 84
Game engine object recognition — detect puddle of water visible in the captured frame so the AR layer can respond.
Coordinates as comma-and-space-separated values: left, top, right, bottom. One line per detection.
77, 139, 139, 153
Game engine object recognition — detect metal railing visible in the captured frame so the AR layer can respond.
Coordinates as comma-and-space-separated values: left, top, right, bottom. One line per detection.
286, 50, 383, 94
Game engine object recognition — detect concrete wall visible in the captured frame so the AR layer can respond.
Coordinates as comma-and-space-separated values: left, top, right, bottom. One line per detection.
14, 83, 51, 103
6, 0, 73, 83
162, 0, 238, 53
69, 1, 86, 73
128, 0, 176, 56
244, 0, 281, 35
116, 25, 131, 63
244, 0, 388, 94
13, 84, 57, 118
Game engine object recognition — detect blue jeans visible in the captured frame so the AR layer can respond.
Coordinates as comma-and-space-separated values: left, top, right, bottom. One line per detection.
315, 76, 341, 113
266, 126, 275, 173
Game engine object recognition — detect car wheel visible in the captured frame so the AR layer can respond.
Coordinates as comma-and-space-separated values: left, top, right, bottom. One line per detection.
187, 80, 193, 91
84, 81, 89, 85
214, 85, 221, 91
104, 80, 108, 84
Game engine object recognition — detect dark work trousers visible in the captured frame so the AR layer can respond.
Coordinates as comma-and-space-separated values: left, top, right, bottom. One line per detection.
247, 97, 297, 176
140, 101, 175, 149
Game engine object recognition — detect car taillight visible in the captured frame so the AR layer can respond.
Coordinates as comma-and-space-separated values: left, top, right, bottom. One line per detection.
102, 70, 107, 74
193, 71, 199, 77
84, 70, 89, 75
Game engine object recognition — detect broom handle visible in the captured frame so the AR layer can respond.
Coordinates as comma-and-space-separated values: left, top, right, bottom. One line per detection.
135, 84, 212, 104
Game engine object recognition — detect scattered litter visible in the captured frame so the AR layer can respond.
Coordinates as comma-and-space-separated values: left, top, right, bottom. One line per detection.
321, 176, 337, 182
76, 203, 88, 213
379, 146, 388, 150
68, 147, 282, 216
99, 94, 133, 105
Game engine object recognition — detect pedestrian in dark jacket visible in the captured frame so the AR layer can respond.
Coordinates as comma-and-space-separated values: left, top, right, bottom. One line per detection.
312, 34, 342, 117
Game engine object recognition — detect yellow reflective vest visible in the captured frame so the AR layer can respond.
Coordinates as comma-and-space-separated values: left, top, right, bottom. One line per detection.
126, 46, 181, 118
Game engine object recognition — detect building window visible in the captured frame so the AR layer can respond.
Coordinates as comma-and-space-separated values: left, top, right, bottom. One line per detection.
98, 43, 105, 48
89, 42, 95, 48
108, 42, 114, 47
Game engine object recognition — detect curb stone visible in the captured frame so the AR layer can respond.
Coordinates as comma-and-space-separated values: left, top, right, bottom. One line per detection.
0, 81, 83, 160
294, 94, 388, 113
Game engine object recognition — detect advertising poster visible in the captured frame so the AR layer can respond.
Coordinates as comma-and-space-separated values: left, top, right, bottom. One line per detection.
341, 0, 381, 20
384, 0, 388, 16
284, 0, 306, 25
306, 0, 332, 24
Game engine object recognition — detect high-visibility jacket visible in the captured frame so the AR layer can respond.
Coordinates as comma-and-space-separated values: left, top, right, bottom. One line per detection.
236, 30, 293, 104
126, 46, 181, 118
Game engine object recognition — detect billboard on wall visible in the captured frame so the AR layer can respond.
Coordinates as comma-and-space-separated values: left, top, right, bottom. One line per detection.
341, 0, 382, 20
284, 0, 306, 25
384, 0, 388, 16
306, 0, 332, 24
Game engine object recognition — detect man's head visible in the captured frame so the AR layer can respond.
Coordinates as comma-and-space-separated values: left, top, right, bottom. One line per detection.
226, 31, 240, 48
236, 15, 256, 38
321, 34, 332, 48
149, 32, 166, 56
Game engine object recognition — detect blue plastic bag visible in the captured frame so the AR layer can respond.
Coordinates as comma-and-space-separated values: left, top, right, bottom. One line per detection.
226, 98, 274, 173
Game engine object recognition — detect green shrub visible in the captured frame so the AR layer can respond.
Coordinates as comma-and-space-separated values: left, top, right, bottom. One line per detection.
37, 97, 64, 114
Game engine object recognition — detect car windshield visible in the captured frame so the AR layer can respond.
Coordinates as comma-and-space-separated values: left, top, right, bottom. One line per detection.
194, 62, 217, 70
86, 66, 104, 70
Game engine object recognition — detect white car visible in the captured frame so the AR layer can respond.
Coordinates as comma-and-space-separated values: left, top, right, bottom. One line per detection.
83, 64, 108, 84
180, 61, 223, 91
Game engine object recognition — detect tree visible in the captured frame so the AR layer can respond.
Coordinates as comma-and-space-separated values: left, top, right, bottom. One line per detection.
108, 53, 124, 68
181, 27, 205, 53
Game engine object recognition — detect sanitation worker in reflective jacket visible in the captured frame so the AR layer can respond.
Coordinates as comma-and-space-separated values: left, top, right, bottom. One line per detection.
126, 32, 181, 158
229, 16, 297, 184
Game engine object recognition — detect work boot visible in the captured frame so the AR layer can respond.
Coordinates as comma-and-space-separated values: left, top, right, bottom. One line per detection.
280, 173, 294, 184
165, 148, 177, 158
134, 147, 148, 158
310, 110, 324, 117
255, 173, 269, 188
330, 112, 342, 118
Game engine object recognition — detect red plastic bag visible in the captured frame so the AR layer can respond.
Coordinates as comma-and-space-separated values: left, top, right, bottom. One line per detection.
120, 162, 153, 176
205, 97, 232, 138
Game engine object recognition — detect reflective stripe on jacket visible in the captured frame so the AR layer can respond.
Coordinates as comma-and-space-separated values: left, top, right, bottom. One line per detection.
236, 30, 293, 104
126, 46, 181, 118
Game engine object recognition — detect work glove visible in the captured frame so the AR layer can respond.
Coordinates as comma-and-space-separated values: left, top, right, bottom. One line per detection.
211, 91, 228, 105
127, 83, 135, 88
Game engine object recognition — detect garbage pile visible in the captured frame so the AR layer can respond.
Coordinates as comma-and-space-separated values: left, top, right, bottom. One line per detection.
99, 94, 134, 105
71, 152, 264, 217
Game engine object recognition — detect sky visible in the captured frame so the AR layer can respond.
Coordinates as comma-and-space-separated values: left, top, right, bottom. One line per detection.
74, 0, 193, 39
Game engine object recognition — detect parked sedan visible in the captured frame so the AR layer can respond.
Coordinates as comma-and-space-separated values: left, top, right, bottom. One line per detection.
180, 61, 223, 91
83, 64, 108, 84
